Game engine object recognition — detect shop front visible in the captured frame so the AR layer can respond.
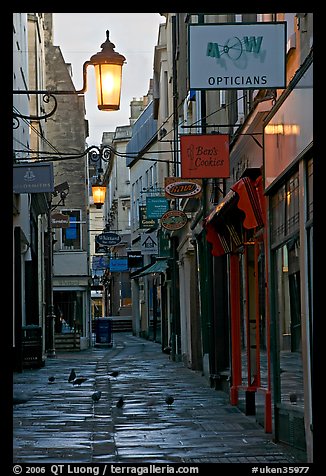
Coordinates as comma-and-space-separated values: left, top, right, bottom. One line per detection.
52, 277, 90, 351
263, 53, 313, 454
204, 171, 272, 432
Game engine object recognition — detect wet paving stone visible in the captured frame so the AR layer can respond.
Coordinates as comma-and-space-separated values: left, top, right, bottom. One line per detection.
13, 333, 307, 464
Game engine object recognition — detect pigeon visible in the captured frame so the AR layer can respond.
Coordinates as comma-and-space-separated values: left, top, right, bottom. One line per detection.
72, 377, 87, 386
289, 393, 297, 404
165, 395, 174, 406
109, 371, 119, 378
92, 391, 102, 402
68, 369, 76, 383
146, 397, 158, 407
13, 393, 30, 405
116, 396, 124, 408
48, 376, 55, 383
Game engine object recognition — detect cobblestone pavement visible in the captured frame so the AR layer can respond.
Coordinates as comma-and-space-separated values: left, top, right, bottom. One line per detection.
13, 332, 308, 465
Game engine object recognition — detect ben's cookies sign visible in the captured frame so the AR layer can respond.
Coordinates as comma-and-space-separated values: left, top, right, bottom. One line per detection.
180, 134, 229, 179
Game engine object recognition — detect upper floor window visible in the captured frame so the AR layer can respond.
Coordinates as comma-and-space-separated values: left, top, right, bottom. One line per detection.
60, 210, 82, 251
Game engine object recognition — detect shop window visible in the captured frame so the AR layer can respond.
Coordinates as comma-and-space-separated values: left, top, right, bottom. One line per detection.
92, 298, 102, 319
120, 277, 132, 307
307, 158, 313, 222
60, 210, 82, 250
239, 240, 267, 388
271, 185, 286, 244
274, 237, 304, 408
53, 290, 84, 335
306, 157, 313, 418
286, 174, 299, 236
271, 171, 299, 246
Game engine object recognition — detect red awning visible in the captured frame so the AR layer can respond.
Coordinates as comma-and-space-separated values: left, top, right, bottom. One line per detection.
231, 176, 264, 229
204, 176, 264, 256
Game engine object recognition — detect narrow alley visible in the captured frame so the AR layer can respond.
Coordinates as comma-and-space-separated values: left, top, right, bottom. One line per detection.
13, 333, 307, 466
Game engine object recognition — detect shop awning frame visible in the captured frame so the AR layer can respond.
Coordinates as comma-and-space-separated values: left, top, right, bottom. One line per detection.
130, 257, 169, 279
204, 176, 264, 257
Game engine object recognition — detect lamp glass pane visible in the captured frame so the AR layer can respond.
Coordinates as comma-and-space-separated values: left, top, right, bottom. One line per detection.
94, 64, 123, 111
92, 185, 106, 205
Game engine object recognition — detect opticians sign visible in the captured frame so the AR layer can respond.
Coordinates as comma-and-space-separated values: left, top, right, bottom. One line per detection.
189, 22, 286, 90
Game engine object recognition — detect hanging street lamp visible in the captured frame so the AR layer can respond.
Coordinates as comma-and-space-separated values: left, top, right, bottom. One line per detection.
92, 179, 107, 208
89, 30, 126, 111
13, 30, 126, 124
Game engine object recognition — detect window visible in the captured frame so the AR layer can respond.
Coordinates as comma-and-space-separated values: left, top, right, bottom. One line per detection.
120, 278, 132, 307
307, 158, 313, 222
274, 237, 304, 408
145, 170, 149, 190
128, 208, 131, 228
163, 71, 169, 119
153, 162, 158, 187
53, 290, 84, 335
270, 171, 299, 246
60, 210, 82, 250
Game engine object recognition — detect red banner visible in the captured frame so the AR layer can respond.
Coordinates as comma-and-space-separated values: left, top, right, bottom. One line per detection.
180, 134, 229, 178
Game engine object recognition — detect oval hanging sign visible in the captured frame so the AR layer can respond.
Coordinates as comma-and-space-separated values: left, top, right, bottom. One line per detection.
161, 210, 188, 230
165, 180, 202, 198
95, 232, 121, 246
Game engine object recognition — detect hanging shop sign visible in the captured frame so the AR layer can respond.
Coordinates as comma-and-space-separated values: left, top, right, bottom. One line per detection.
180, 134, 229, 178
95, 232, 121, 246
158, 229, 171, 257
164, 177, 202, 199
139, 205, 157, 229
13, 162, 54, 193
51, 212, 70, 228
161, 210, 188, 231
95, 242, 108, 254
92, 255, 110, 271
141, 232, 158, 255
127, 251, 144, 269
146, 196, 169, 219
189, 22, 286, 90
109, 258, 128, 272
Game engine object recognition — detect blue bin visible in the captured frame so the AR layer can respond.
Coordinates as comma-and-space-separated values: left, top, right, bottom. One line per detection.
94, 318, 112, 347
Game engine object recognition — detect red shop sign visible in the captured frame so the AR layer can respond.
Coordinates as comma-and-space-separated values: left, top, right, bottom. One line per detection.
180, 134, 230, 179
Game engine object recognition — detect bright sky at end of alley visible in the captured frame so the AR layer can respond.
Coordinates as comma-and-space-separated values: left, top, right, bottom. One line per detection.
53, 13, 164, 147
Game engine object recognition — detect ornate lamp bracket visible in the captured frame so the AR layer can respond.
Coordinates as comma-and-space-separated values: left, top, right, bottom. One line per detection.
13, 93, 58, 127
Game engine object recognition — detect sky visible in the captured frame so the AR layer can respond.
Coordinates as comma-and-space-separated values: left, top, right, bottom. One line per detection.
53, 13, 165, 146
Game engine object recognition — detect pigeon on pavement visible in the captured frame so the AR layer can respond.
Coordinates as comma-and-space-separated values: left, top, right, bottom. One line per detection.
165, 395, 174, 406
72, 377, 87, 386
116, 396, 124, 408
109, 371, 119, 378
48, 376, 55, 384
289, 393, 297, 403
13, 393, 31, 405
68, 369, 76, 383
92, 391, 102, 402
146, 397, 158, 407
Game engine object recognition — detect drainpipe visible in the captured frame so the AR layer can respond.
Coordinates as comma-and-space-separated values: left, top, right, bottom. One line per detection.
169, 15, 181, 361
197, 13, 214, 376
45, 202, 56, 357
14, 227, 23, 372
